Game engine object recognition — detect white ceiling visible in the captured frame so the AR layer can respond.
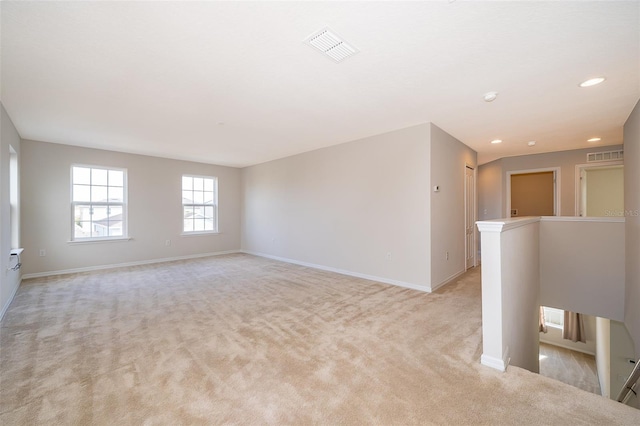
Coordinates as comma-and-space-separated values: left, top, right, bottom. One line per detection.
1, 1, 639, 167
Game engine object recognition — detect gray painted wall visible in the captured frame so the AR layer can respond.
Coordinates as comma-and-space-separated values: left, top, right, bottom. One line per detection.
9, 119, 479, 292
20, 140, 241, 275
624, 99, 640, 356
241, 124, 433, 290
478, 145, 624, 220
477, 158, 503, 221
539, 219, 625, 321
430, 124, 477, 289
241, 122, 477, 292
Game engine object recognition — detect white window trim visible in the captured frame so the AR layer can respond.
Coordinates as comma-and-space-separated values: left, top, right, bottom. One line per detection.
70, 164, 129, 242
180, 231, 220, 237
182, 174, 218, 234
67, 236, 132, 244
545, 322, 564, 331
543, 306, 564, 330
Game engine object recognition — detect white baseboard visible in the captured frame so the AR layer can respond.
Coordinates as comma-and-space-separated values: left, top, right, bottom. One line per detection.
242, 250, 432, 293
0, 276, 21, 322
539, 335, 596, 356
430, 269, 466, 292
481, 347, 510, 372
21, 250, 242, 280
21, 249, 432, 294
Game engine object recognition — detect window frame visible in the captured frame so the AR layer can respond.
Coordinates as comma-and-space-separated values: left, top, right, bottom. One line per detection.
70, 164, 129, 242
543, 306, 564, 330
181, 174, 218, 235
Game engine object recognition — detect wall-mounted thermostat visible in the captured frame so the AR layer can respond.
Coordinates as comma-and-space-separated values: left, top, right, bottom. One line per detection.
433, 185, 440, 192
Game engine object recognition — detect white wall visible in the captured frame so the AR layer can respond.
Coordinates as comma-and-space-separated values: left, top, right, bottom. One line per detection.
430, 124, 477, 289
241, 124, 433, 290
539, 217, 625, 321
624, 99, 640, 356
1, 104, 22, 320
20, 140, 241, 276
501, 220, 540, 373
596, 317, 611, 398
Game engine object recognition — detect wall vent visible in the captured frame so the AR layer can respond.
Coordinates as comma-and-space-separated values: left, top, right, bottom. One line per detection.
305, 28, 358, 63
587, 150, 624, 163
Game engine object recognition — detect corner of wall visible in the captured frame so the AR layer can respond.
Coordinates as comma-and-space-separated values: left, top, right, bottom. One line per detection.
241, 123, 433, 289
428, 122, 478, 288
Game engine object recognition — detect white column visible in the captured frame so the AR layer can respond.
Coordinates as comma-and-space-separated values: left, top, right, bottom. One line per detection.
477, 217, 540, 373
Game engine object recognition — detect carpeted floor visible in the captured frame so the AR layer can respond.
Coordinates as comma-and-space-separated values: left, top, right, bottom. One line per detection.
539, 342, 601, 395
1, 253, 639, 424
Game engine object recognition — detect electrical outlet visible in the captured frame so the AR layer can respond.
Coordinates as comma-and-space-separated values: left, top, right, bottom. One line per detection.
165, 239, 171, 247
39, 249, 46, 257
386, 252, 392, 261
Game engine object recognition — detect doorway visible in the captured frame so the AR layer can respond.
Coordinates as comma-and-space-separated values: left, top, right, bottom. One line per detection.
465, 165, 476, 269
507, 168, 559, 217
575, 163, 624, 217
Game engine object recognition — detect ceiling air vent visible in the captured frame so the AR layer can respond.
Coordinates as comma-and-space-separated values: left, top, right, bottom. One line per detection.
305, 28, 358, 63
587, 150, 624, 163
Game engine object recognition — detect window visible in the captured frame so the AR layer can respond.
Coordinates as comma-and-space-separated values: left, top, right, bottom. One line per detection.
543, 306, 564, 329
10, 146, 19, 248
182, 175, 217, 233
71, 165, 127, 240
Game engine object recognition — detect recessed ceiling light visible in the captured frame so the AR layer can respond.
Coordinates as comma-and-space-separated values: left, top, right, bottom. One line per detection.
579, 77, 605, 87
528, 141, 536, 146
491, 139, 502, 144
483, 92, 498, 102
587, 137, 601, 142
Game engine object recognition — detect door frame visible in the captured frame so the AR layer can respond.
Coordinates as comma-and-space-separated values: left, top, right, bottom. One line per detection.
506, 167, 561, 218
574, 161, 623, 216
464, 163, 477, 269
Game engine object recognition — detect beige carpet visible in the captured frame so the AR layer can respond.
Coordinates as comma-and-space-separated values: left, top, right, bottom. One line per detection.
539, 342, 601, 395
1, 253, 638, 425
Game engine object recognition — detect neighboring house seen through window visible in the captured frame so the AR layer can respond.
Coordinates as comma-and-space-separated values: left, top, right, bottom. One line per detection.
182, 175, 217, 233
71, 165, 127, 240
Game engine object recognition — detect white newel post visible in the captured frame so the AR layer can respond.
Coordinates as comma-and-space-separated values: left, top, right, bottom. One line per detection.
477, 217, 541, 373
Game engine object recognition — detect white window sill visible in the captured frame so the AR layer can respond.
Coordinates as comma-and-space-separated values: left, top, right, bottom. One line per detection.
68, 237, 132, 244
181, 231, 220, 237
544, 323, 563, 330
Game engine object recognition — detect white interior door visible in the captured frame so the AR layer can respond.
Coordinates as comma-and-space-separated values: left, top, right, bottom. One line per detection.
465, 166, 475, 269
